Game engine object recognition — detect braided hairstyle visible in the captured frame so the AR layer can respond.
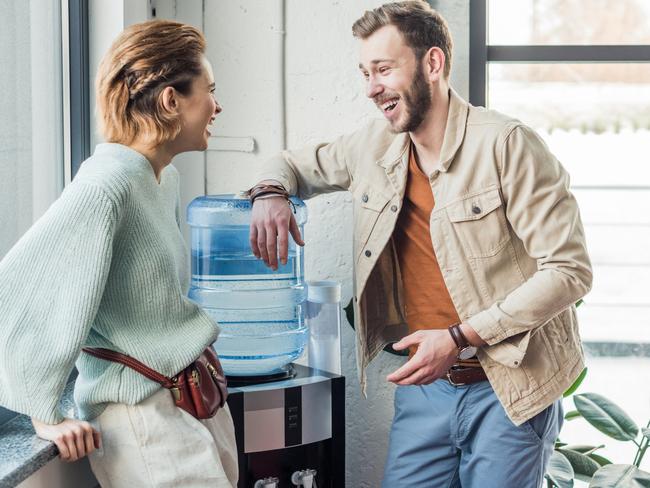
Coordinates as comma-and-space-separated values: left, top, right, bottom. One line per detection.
96, 20, 206, 146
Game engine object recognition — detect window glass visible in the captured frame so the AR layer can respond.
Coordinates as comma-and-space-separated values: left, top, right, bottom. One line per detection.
0, 0, 63, 424
489, 0, 650, 45
0, 1, 63, 258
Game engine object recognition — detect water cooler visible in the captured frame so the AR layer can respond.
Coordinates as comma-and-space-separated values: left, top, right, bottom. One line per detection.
187, 195, 345, 488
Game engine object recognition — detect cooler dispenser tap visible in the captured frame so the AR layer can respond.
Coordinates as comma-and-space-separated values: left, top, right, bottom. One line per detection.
254, 477, 279, 488
291, 469, 317, 488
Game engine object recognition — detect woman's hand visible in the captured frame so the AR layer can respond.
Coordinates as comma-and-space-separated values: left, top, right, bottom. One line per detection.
31, 417, 101, 462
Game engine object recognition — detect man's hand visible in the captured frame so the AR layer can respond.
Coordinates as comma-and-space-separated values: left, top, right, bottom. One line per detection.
250, 196, 304, 270
386, 329, 458, 386
32, 417, 101, 462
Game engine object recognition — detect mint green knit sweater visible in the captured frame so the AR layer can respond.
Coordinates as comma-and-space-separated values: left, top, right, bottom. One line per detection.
0, 143, 219, 423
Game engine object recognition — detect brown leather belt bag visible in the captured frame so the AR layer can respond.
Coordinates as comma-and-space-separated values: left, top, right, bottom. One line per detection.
83, 346, 228, 419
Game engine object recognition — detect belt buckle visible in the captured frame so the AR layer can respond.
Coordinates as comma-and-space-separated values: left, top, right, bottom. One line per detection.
446, 369, 466, 387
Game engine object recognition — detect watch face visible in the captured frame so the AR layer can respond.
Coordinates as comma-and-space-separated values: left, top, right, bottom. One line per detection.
458, 346, 478, 360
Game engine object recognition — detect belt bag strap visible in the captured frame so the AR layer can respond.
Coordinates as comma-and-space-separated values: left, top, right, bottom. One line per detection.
82, 347, 174, 388
82, 346, 227, 419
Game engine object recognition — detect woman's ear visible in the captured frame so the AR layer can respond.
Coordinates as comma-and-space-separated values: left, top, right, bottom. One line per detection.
160, 86, 179, 115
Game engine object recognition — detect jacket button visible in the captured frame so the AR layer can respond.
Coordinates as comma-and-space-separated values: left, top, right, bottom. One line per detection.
362, 194, 369, 203
472, 205, 481, 214
390, 205, 398, 212
364, 250, 372, 257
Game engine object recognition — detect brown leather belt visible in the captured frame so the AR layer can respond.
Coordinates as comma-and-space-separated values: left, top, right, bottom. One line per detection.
444, 365, 488, 386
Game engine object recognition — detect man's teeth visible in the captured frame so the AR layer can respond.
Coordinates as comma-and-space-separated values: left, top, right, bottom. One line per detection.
381, 99, 398, 111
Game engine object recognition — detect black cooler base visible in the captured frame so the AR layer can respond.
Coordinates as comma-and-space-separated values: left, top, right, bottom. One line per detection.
226, 365, 345, 487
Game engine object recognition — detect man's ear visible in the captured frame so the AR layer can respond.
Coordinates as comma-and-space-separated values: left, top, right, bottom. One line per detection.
424, 46, 445, 83
159, 86, 179, 115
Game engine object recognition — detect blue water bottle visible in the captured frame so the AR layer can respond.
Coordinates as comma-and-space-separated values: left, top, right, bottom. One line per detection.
187, 195, 308, 376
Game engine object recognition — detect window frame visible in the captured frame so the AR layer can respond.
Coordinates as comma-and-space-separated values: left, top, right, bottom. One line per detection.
63, 0, 91, 182
469, 0, 650, 108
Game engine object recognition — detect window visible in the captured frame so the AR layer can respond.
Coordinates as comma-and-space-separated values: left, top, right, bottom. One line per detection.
0, 1, 64, 259
470, 0, 650, 471
0, 0, 88, 426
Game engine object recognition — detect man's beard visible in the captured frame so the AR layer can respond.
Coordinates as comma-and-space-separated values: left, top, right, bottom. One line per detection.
392, 65, 432, 133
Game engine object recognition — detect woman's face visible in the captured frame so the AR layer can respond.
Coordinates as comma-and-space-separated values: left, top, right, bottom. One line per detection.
173, 57, 221, 152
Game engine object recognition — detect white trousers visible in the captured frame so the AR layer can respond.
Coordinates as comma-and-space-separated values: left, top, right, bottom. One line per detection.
88, 387, 238, 487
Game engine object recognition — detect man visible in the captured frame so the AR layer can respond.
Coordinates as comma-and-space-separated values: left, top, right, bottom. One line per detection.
248, 2, 592, 486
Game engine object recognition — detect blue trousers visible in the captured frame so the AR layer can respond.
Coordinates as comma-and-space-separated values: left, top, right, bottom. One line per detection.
382, 379, 562, 488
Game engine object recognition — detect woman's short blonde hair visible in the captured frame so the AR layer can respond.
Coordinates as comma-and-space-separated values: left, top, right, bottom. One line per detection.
96, 20, 206, 146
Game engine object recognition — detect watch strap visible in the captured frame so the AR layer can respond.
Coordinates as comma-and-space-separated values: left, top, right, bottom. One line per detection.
448, 324, 470, 349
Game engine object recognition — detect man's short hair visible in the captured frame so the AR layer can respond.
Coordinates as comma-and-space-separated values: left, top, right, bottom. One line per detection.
352, 1, 453, 79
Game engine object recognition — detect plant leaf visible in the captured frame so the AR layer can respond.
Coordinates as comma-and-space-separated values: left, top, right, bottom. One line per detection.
565, 410, 583, 421
559, 448, 601, 482
574, 393, 639, 441
564, 367, 588, 397
588, 453, 613, 467
344, 299, 354, 329
546, 451, 575, 488
589, 464, 650, 488
563, 445, 604, 456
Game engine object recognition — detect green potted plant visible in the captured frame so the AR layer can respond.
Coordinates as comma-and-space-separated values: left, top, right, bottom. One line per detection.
546, 378, 650, 487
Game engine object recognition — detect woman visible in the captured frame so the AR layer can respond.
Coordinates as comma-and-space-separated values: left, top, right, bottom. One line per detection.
0, 20, 238, 487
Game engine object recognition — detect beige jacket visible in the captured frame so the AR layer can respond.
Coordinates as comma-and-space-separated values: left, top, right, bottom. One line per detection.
257, 89, 592, 425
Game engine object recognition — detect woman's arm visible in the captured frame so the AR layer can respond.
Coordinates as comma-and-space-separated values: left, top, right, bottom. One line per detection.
0, 182, 119, 426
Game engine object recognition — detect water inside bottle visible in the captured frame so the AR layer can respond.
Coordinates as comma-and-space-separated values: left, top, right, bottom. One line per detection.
187, 195, 308, 376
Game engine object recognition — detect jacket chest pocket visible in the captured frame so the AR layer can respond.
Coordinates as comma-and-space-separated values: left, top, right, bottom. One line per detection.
446, 187, 510, 258
353, 183, 391, 255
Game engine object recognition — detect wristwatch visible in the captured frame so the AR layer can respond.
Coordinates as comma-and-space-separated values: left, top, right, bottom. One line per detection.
448, 324, 478, 360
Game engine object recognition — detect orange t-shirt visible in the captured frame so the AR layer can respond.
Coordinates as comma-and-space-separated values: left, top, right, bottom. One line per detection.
394, 146, 461, 339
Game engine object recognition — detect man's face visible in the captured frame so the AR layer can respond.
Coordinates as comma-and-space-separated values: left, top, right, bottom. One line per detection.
359, 25, 432, 133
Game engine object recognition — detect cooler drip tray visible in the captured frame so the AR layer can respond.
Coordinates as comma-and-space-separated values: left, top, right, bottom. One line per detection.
226, 364, 297, 387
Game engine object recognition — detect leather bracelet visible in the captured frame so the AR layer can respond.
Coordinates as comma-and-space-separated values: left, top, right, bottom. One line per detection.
254, 194, 287, 201
248, 184, 296, 213
251, 190, 287, 202
248, 184, 288, 202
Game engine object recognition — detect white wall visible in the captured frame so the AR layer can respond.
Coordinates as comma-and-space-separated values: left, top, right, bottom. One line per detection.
202, 1, 470, 485
434, 0, 470, 99
203, 0, 286, 195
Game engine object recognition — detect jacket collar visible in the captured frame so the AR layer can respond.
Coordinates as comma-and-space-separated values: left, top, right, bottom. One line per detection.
438, 88, 469, 173
376, 88, 469, 174
376, 131, 409, 172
